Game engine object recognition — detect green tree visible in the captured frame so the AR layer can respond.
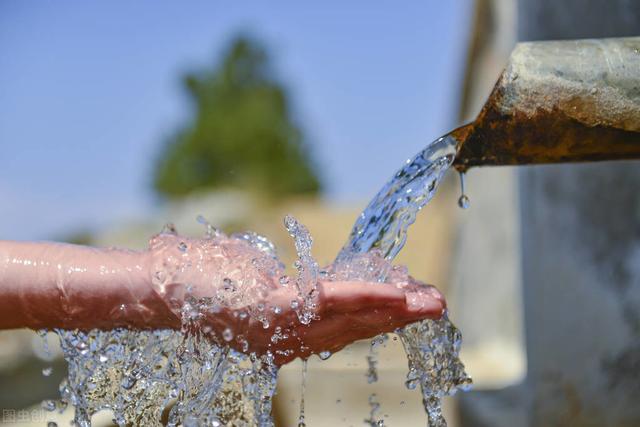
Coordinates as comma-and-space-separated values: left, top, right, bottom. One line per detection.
154, 35, 322, 199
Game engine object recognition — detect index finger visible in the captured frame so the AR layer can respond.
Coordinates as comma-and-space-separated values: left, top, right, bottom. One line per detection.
319, 280, 408, 314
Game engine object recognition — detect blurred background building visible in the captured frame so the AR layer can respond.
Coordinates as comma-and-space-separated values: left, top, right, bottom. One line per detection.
1, 0, 639, 426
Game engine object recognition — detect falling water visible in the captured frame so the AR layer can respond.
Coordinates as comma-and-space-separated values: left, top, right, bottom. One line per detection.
335, 134, 472, 426
42, 133, 469, 426
457, 172, 470, 209
298, 359, 308, 427
42, 207, 333, 426
364, 393, 384, 427
284, 215, 319, 326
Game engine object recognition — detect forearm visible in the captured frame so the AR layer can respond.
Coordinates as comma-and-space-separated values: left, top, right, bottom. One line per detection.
0, 240, 179, 330
0, 237, 447, 363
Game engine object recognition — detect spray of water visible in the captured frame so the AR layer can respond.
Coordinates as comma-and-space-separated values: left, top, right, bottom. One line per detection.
284, 215, 319, 326
46, 222, 301, 426
43, 134, 469, 426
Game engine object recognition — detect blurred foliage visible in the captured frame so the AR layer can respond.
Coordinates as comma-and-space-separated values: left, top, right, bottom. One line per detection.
154, 35, 322, 200
61, 230, 94, 246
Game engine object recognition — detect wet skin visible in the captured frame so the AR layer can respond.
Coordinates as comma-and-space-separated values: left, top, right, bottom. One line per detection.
0, 238, 445, 366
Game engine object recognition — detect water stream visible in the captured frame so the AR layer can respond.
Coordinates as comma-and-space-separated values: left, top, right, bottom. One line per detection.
43, 134, 470, 426
334, 134, 471, 426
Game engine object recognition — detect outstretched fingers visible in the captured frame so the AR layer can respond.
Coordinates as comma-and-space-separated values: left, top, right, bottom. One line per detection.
319, 280, 445, 319
250, 279, 446, 365
320, 281, 407, 314
285, 282, 445, 360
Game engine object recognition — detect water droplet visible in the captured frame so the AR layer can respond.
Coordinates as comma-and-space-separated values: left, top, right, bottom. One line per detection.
457, 171, 470, 209
42, 366, 52, 376
273, 306, 282, 315
222, 328, 233, 342
121, 374, 137, 390
47, 422, 58, 427
161, 222, 177, 234
41, 399, 56, 411
298, 312, 313, 325
153, 270, 167, 285
458, 194, 470, 209
222, 277, 236, 292
284, 215, 297, 231
99, 354, 108, 363
318, 351, 332, 360
178, 241, 188, 252
279, 275, 290, 286
196, 215, 219, 238
405, 378, 418, 390
290, 300, 299, 309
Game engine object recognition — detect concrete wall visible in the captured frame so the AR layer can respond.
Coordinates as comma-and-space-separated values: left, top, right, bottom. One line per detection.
520, 164, 640, 426
458, 1, 640, 426
448, 0, 526, 388
518, 1, 640, 425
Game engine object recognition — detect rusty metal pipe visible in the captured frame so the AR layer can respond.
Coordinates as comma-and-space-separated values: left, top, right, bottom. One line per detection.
452, 36, 640, 171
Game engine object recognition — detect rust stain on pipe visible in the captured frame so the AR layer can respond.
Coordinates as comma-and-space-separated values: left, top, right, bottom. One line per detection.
453, 37, 640, 171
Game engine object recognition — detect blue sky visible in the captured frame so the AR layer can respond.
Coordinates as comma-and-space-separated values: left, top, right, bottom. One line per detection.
0, 1, 471, 240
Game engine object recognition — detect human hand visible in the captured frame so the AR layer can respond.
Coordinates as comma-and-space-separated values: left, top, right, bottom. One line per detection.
149, 233, 445, 366
206, 278, 445, 365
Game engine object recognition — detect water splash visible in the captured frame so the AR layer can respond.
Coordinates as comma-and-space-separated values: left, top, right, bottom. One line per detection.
48, 218, 320, 426
336, 134, 472, 426
400, 315, 470, 426
196, 214, 221, 239
231, 231, 279, 260
284, 215, 319, 325
43, 133, 470, 426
